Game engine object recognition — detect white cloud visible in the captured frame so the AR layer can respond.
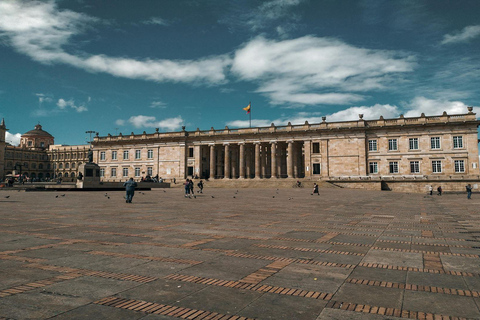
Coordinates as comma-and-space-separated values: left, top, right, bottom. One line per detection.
143, 17, 169, 26
231, 36, 415, 106
441, 25, 480, 45
0, 1, 230, 85
225, 98, 478, 129
115, 119, 126, 126
5, 132, 21, 146
126, 115, 184, 131
149, 101, 167, 109
404, 97, 479, 117
247, 0, 304, 31
56, 98, 87, 112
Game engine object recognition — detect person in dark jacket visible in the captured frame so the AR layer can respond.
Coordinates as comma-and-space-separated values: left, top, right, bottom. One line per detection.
466, 184, 473, 199
123, 178, 138, 203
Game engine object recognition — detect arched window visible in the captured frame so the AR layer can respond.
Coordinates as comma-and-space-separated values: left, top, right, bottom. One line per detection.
58, 173, 62, 178
70, 172, 75, 178
71, 163, 75, 169
59, 163, 63, 169
38, 164, 43, 169
65, 163, 69, 169
31, 163, 36, 169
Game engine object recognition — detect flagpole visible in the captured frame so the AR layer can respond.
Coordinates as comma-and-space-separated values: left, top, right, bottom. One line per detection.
249, 101, 251, 128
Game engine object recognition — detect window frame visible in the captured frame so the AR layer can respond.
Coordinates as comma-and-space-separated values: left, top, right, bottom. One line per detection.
111, 151, 117, 160
312, 163, 321, 174
147, 149, 154, 159
135, 150, 141, 160
369, 162, 378, 174
389, 161, 399, 174
134, 167, 141, 177
122, 168, 129, 177
368, 140, 377, 152
432, 160, 442, 173
123, 150, 129, 160
312, 143, 320, 154
430, 137, 441, 150
388, 139, 398, 151
409, 138, 419, 150
453, 136, 463, 149
100, 151, 106, 161
410, 161, 420, 173
111, 168, 117, 177
454, 160, 465, 173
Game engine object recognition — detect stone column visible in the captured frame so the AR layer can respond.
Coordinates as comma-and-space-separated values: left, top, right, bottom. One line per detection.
254, 142, 261, 179
270, 142, 277, 178
287, 140, 294, 178
209, 144, 215, 179
245, 145, 251, 178
231, 147, 237, 179
239, 143, 245, 179
261, 144, 266, 178
292, 143, 297, 178
224, 144, 230, 179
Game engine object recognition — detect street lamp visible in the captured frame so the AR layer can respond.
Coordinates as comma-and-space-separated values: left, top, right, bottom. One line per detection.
85, 130, 97, 147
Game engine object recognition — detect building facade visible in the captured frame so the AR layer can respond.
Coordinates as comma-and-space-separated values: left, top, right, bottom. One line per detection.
1, 109, 479, 189
92, 109, 480, 182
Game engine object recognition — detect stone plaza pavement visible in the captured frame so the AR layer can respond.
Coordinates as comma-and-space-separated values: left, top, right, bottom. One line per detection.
0, 187, 479, 320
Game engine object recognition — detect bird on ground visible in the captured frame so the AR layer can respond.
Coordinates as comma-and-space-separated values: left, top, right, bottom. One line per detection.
4, 196, 10, 199
233, 196, 236, 198
107, 196, 110, 199
272, 196, 275, 198
211, 196, 215, 198
61, 194, 65, 197
55, 195, 59, 198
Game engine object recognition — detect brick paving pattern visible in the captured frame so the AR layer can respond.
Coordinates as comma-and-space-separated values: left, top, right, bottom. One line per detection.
0, 187, 479, 319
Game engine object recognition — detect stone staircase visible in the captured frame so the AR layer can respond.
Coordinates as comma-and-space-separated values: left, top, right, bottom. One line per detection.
169, 178, 338, 189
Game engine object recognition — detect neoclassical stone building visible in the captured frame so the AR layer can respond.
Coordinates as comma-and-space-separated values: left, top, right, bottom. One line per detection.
92, 109, 480, 184
1, 109, 479, 191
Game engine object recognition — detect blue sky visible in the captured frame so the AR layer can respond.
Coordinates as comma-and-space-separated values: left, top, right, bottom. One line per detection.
1, 0, 479, 145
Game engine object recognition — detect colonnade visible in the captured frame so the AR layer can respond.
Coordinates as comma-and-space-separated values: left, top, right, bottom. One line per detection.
202, 141, 304, 179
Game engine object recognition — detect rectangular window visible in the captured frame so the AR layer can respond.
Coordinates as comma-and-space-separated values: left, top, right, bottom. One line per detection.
410, 161, 420, 173
369, 162, 378, 174
187, 166, 194, 176
100, 151, 105, 160
431, 137, 441, 149
188, 147, 194, 158
313, 163, 321, 174
147, 149, 153, 159
453, 136, 463, 149
135, 150, 141, 159
122, 168, 129, 177
312, 143, 320, 153
99, 168, 105, 177
409, 138, 419, 150
389, 161, 399, 174
432, 160, 442, 173
135, 167, 141, 177
388, 139, 397, 151
368, 140, 377, 152
147, 167, 153, 176
454, 160, 465, 173
111, 168, 117, 177
123, 150, 129, 160
112, 151, 117, 160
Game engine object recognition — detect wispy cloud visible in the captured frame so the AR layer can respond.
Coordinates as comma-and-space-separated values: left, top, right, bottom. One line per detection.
57, 98, 88, 112
226, 98, 477, 128
116, 115, 184, 131
441, 25, 480, 45
143, 17, 169, 26
149, 101, 167, 109
0, 1, 230, 85
231, 36, 416, 106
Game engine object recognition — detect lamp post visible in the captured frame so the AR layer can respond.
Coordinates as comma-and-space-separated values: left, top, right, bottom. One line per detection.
85, 131, 96, 147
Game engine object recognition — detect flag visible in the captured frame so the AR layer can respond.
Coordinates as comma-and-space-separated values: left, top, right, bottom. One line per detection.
243, 103, 251, 114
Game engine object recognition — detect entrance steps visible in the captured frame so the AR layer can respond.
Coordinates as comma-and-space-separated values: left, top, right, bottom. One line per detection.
169, 178, 337, 189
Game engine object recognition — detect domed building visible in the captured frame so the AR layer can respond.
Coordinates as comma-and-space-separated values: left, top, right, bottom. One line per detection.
20, 124, 54, 150
3, 123, 54, 180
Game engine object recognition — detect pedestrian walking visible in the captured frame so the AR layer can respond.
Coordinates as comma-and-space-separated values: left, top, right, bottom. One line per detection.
313, 183, 319, 195
189, 179, 194, 195
437, 186, 442, 196
428, 185, 433, 196
123, 177, 138, 203
184, 179, 190, 197
197, 180, 204, 193
466, 184, 472, 199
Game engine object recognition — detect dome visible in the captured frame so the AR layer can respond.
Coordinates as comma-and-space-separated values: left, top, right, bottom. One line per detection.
22, 124, 53, 138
